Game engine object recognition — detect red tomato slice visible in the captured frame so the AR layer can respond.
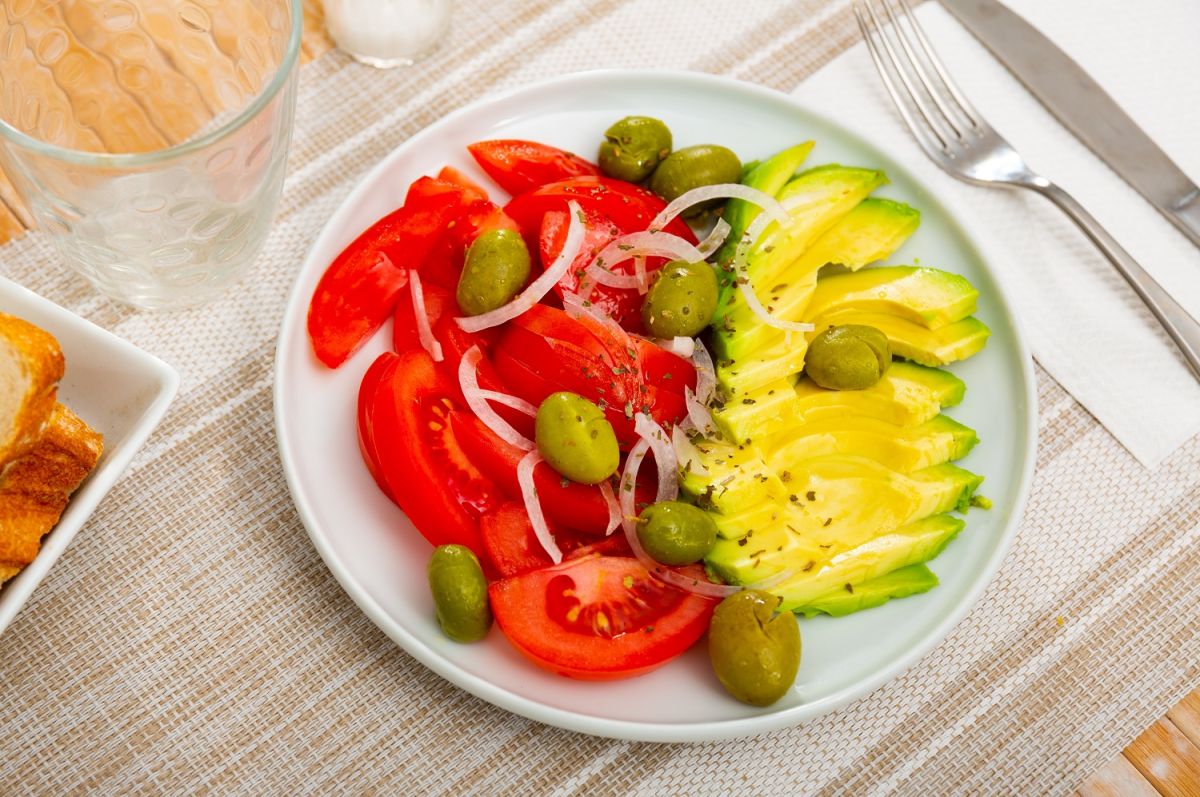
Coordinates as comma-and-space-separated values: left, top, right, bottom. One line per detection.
504, 176, 697, 247
489, 554, 717, 680
494, 327, 639, 447
412, 188, 519, 291
357, 353, 397, 502
360, 350, 505, 556
539, 208, 646, 332
450, 410, 654, 536
307, 176, 480, 368
392, 281, 530, 436
436, 165, 488, 196
480, 501, 632, 578
468, 140, 600, 197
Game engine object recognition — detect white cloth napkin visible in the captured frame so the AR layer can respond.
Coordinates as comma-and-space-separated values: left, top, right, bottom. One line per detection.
792, 0, 1200, 467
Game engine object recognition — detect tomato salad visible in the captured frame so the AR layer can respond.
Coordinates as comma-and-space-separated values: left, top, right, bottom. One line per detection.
307, 128, 807, 698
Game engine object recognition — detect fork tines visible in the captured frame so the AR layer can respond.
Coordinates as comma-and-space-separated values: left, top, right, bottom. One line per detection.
853, 0, 982, 156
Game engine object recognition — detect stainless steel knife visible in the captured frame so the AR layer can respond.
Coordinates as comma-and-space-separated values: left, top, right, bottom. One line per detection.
939, 0, 1200, 250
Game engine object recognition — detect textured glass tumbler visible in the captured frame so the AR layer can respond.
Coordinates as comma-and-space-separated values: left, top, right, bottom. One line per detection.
0, 0, 302, 310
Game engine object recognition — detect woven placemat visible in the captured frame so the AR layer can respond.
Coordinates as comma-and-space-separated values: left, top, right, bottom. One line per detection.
1, 1, 1198, 793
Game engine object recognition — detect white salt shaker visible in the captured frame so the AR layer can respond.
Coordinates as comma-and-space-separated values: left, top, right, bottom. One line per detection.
324, 0, 452, 68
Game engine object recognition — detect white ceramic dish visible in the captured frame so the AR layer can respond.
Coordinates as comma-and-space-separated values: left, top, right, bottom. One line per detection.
0, 277, 178, 636
274, 70, 1036, 742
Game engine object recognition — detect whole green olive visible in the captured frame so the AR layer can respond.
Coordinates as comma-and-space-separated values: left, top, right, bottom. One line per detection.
642, 260, 719, 338
708, 590, 801, 707
599, 116, 673, 183
636, 500, 718, 565
457, 228, 531, 316
805, 324, 891, 390
428, 544, 492, 643
535, 391, 620, 484
649, 145, 743, 212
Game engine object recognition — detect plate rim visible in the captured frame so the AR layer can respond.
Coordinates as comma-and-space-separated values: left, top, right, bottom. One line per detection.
273, 68, 1038, 742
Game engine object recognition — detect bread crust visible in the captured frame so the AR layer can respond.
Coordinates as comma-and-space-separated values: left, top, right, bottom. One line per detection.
0, 403, 103, 575
0, 312, 65, 468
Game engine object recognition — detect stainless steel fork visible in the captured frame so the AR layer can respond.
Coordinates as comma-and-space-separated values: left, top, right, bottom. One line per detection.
854, 0, 1200, 382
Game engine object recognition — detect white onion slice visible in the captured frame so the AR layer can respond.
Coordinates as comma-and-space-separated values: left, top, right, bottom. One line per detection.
599, 480, 621, 536
697, 218, 732, 259
518, 450, 562, 564
731, 213, 814, 334
649, 184, 790, 232
690, 339, 716, 405
619, 439, 650, 543
409, 270, 443, 362
619, 438, 744, 598
634, 413, 678, 503
634, 255, 649, 295
736, 277, 814, 333
456, 200, 586, 332
684, 388, 717, 436
561, 291, 629, 347
654, 336, 695, 358
476, 390, 536, 416
585, 231, 704, 289
459, 346, 534, 449
672, 424, 709, 478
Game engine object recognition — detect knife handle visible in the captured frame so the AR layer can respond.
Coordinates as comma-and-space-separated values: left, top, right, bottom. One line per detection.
1036, 182, 1200, 383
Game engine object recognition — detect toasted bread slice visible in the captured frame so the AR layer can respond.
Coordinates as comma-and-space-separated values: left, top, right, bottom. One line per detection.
0, 312, 64, 468
0, 403, 103, 580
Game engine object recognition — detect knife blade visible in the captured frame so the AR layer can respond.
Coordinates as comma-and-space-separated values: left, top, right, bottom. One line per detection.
938, 0, 1200, 250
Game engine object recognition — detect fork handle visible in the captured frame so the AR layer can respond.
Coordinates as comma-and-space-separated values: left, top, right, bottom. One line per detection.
1034, 181, 1200, 382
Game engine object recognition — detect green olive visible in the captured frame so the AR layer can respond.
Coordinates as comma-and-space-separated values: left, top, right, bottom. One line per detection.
599, 116, 673, 183
708, 590, 801, 707
535, 391, 619, 484
648, 145, 743, 213
636, 501, 718, 565
428, 544, 492, 643
457, 228, 531, 316
804, 324, 891, 390
642, 260, 719, 338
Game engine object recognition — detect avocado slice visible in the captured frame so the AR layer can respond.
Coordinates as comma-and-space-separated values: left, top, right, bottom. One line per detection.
706, 511, 967, 612
700, 453, 979, 546
764, 414, 979, 473
680, 439, 787, 513
806, 266, 978, 330
794, 563, 939, 618
711, 377, 798, 443
715, 339, 807, 396
794, 361, 965, 426
719, 199, 921, 357
809, 311, 990, 367
714, 142, 815, 269
714, 164, 889, 323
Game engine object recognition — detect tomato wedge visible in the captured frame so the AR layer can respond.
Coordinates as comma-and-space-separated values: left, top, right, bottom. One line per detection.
450, 410, 637, 535
504, 176, 697, 247
308, 176, 480, 368
468, 140, 600, 196
489, 554, 717, 680
539, 207, 647, 332
409, 179, 519, 291
480, 501, 631, 578
391, 281, 531, 436
358, 350, 506, 556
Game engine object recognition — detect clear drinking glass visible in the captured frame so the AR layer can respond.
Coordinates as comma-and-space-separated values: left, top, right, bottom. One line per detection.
0, 0, 302, 310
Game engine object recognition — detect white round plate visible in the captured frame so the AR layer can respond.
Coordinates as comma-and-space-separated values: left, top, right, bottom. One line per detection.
274, 70, 1036, 742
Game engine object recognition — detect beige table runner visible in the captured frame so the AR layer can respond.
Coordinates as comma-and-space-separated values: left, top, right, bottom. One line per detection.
2, 1, 1199, 793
